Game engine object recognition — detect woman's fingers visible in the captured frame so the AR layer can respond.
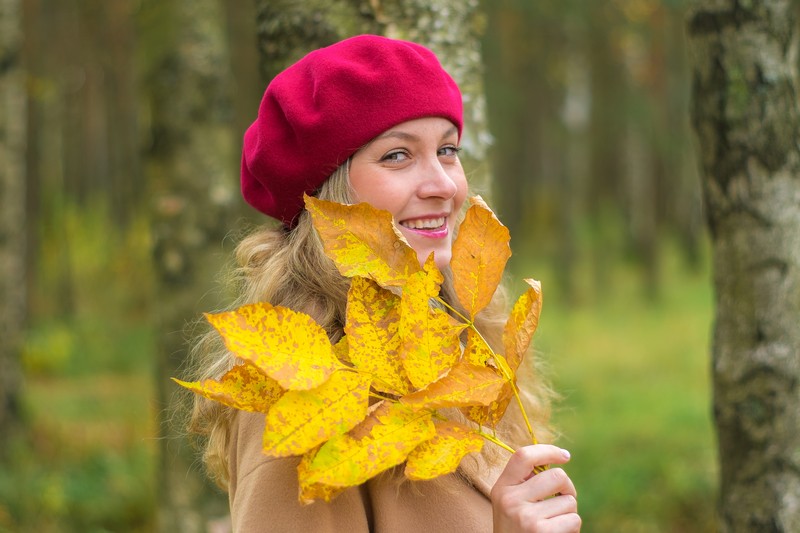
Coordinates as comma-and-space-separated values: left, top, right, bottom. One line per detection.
491, 445, 581, 531
518, 467, 578, 501
523, 494, 578, 520
494, 445, 572, 488
535, 513, 582, 533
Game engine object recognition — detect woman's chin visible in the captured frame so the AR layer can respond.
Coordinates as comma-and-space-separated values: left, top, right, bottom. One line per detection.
413, 249, 451, 272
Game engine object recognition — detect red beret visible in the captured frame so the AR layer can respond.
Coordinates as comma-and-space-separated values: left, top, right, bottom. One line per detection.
241, 34, 464, 226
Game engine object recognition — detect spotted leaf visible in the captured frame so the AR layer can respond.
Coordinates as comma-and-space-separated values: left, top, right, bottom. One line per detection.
205, 302, 340, 391
503, 278, 542, 371
172, 361, 283, 413
462, 383, 514, 429
263, 370, 371, 457
451, 196, 511, 319
405, 421, 484, 480
297, 449, 348, 504
345, 276, 411, 395
299, 401, 435, 491
400, 362, 506, 411
305, 195, 420, 288
399, 259, 463, 389
462, 327, 493, 366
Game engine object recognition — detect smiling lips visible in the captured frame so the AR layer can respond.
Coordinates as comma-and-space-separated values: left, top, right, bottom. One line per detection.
399, 216, 449, 238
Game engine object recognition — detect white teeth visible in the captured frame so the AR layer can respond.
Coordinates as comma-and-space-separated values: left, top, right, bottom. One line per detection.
401, 217, 445, 230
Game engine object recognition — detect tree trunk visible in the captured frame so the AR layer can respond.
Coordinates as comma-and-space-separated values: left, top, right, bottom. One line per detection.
482, 0, 559, 239
0, 0, 26, 453
142, 0, 237, 530
688, 1, 800, 530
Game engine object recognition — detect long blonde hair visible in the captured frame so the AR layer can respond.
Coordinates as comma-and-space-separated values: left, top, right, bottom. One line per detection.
187, 162, 554, 489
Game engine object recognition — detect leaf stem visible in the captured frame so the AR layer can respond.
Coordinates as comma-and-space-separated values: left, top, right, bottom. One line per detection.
477, 429, 515, 454
436, 296, 537, 444
435, 297, 470, 324
496, 356, 538, 445
368, 391, 398, 403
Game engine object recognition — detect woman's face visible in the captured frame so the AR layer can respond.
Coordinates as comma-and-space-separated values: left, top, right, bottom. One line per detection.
349, 117, 467, 270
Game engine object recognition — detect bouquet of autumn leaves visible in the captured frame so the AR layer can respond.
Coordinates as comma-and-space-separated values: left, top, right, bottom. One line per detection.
174, 195, 544, 503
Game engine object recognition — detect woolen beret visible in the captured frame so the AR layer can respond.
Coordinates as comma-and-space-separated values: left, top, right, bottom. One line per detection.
241, 34, 463, 226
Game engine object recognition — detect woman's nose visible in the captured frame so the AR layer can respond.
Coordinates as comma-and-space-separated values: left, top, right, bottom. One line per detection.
417, 158, 458, 199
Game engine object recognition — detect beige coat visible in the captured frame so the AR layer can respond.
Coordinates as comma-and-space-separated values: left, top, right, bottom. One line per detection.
228, 411, 500, 532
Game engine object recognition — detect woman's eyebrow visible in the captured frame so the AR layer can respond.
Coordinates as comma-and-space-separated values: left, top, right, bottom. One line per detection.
441, 126, 458, 140
374, 130, 419, 142
374, 125, 459, 142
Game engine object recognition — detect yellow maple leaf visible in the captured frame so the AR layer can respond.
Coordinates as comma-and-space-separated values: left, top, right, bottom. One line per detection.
299, 401, 435, 491
344, 276, 411, 395
399, 259, 463, 389
205, 302, 341, 391
451, 196, 511, 319
400, 362, 507, 411
404, 421, 485, 480
172, 361, 283, 413
263, 370, 371, 457
305, 195, 421, 288
503, 278, 542, 371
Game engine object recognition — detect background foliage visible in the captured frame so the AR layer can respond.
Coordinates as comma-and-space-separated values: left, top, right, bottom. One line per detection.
2, 0, 716, 531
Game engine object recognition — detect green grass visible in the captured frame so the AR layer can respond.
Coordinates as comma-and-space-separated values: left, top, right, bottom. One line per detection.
0, 374, 156, 533
514, 239, 718, 532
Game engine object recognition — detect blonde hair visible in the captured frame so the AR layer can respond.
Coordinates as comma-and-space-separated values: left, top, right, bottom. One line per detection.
186, 162, 553, 490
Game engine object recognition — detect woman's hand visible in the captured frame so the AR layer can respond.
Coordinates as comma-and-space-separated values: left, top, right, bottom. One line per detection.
491, 445, 581, 532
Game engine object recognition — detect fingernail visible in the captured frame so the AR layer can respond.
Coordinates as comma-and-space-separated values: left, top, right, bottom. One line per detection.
561, 448, 571, 460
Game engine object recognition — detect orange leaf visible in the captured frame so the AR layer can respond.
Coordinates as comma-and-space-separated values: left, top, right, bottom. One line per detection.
263, 370, 371, 457
172, 361, 283, 413
503, 278, 542, 371
345, 277, 411, 395
299, 401, 435, 491
400, 362, 506, 411
399, 261, 462, 389
451, 196, 511, 319
404, 421, 484, 480
205, 302, 340, 391
305, 195, 420, 288
463, 383, 513, 429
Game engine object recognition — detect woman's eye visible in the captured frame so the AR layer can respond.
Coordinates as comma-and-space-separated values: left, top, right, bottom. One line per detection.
381, 151, 409, 162
438, 146, 461, 157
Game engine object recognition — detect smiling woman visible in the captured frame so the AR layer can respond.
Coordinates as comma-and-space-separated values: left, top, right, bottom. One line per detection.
349, 117, 467, 270
185, 34, 580, 533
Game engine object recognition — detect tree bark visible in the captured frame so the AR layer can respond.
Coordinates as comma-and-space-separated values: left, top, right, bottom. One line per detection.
688, 1, 800, 530
142, 0, 237, 530
0, 0, 26, 453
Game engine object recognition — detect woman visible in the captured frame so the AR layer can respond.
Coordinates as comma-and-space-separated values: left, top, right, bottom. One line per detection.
188, 34, 581, 532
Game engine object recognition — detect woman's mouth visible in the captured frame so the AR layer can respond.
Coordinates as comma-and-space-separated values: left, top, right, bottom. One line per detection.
399, 216, 449, 238
400, 217, 446, 230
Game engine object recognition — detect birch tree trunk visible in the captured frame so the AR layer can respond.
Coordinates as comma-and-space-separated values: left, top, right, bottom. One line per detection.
142, 0, 237, 530
687, 1, 800, 530
253, 0, 491, 191
0, 0, 26, 453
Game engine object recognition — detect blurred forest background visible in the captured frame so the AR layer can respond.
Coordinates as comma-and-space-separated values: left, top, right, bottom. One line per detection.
1, 0, 717, 531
